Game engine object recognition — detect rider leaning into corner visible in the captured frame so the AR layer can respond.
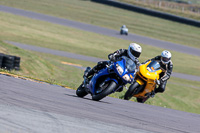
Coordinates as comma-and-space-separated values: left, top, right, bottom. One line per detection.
83, 43, 142, 91
144, 50, 173, 96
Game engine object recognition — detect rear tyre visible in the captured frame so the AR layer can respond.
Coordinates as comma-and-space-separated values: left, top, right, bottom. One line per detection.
92, 81, 117, 101
76, 84, 88, 98
124, 81, 140, 100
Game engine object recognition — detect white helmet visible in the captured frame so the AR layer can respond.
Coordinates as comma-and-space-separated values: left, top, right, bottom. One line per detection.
122, 25, 126, 28
161, 50, 171, 64
128, 43, 142, 60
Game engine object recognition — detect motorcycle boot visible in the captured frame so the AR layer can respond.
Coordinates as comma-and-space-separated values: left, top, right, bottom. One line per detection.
83, 67, 91, 77
84, 67, 96, 79
150, 91, 155, 98
83, 67, 91, 88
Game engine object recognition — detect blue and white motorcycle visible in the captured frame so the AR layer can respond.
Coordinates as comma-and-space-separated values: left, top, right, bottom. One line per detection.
76, 56, 137, 101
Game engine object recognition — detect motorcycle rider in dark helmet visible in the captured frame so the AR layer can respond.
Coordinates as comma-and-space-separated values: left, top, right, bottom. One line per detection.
83, 43, 142, 91
144, 50, 173, 95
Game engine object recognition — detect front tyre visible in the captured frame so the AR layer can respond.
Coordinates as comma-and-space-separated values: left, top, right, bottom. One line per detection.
92, 81, 117, 101
124, 81, 140, 100
76, 83, 88, 97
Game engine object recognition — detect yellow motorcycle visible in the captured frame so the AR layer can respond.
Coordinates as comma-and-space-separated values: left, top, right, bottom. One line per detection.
124, 60, 162, 103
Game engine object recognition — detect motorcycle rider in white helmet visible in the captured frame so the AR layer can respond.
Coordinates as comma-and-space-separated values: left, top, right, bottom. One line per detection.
143, 50, 173, 96
84, 43, 142, 91
120, 25, 128, 35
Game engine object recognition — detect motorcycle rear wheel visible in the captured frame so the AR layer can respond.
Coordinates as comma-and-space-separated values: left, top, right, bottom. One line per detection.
76, 83, 88, 97
124, 81, 140, 100
92, 81, 117, 101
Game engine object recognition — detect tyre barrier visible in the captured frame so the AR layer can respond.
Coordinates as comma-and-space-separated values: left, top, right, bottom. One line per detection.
0, 53, 20, 71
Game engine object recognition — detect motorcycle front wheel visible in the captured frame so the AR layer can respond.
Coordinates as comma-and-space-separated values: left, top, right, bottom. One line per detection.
92, 81, 117, 101
76, 83, 88, 98
124, 81, 140, 100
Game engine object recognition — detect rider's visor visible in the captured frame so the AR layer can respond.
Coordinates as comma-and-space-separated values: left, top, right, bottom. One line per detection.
130, 48, 140, 58
161, 57, 170, 62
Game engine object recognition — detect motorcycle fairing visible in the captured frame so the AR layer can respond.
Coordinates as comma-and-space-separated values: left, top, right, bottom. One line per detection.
134, 61, 162, 98
87, 68, 118, 95
140, 61, 162, 80
86, 57, 136, 96
113, 57, 136, 83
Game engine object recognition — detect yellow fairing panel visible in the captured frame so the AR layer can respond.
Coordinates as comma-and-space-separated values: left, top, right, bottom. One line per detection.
136, 78, 144, 85
139, 61, 162, 80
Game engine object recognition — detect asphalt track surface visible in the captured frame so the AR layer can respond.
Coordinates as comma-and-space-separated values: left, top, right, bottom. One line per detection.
0, 5, 200, 133
1, 75, 200, 133
5, 41, 200, 82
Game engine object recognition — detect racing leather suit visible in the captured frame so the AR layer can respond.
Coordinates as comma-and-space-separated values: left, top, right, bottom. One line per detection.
84, 49, 140, 78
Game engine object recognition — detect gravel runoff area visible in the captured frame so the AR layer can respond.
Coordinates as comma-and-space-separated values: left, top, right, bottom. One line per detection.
0, 75, 200, 133
5, 41, 200, 82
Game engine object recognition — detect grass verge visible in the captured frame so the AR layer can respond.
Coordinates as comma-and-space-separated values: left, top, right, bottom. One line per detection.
0, 12, 200, 77
0, 0, 200, 48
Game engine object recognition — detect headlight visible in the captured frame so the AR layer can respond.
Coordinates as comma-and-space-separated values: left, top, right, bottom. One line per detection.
116, 64, 123, 75
123, 74, 131, 82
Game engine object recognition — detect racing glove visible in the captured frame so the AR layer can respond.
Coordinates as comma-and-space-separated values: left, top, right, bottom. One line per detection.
108, 53, 118, 61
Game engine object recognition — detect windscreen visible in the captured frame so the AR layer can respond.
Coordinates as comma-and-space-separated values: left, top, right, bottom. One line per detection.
122, 56, 136, 72
147, 60, 161, 72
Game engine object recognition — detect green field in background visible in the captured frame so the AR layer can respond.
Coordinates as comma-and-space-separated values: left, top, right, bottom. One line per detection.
0, 12, 200, 76
0, 0, 200, 49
